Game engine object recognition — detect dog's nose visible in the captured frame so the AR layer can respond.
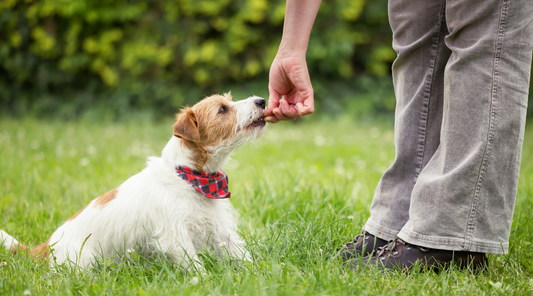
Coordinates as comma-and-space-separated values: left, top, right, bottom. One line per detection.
255, 98, 266, 109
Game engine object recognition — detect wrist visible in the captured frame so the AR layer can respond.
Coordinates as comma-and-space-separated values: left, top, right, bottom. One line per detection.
276, 0, 321, 60
275, 45, 307, 60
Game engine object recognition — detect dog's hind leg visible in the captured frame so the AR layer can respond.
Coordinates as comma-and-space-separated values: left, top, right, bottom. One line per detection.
0, 230, 50, 259
0, 230, 19, 252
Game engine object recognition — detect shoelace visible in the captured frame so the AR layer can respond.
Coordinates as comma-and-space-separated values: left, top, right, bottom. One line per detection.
351, 232, 367, 245
376, 238, 402, 257
377, 238, 430, 257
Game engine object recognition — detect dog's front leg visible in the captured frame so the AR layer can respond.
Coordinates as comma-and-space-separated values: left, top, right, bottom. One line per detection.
215, 231, 252, 262
157, 238, 202, 272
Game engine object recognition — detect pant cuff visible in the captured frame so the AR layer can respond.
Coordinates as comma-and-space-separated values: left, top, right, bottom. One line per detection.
363, 219, 400, 241
398, 228, 508, 255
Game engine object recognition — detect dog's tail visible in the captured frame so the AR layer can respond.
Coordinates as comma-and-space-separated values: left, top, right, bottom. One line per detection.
0, 229, 50, 259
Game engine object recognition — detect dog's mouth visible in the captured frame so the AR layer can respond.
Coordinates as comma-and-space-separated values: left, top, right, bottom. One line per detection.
247, 116, 266, 129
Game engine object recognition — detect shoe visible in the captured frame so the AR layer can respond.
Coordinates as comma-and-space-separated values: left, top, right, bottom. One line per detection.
350, 238, 488, 272
338, 231, 388, 260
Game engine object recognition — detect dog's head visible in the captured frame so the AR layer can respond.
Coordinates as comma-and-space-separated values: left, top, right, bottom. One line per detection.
172, 93, 266, 171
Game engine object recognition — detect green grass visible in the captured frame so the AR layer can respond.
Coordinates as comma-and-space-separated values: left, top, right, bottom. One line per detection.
1, 117, 532, 295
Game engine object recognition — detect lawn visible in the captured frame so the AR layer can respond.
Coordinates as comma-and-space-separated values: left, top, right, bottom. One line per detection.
1, 117, 532, 295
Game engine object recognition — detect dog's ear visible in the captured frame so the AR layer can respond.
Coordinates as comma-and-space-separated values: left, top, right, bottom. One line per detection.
173, 108, 200, 142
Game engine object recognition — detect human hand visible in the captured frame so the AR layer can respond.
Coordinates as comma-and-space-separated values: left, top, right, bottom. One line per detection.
264, 55, 315, 123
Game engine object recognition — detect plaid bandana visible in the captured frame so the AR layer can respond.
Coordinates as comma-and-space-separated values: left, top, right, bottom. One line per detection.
176, 166, 231, 199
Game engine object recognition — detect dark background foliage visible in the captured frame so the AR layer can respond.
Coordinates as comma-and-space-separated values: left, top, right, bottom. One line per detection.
0, 0, 531, 120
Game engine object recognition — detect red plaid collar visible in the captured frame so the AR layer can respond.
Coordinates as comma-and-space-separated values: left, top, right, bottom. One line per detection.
176, 166, 231, 199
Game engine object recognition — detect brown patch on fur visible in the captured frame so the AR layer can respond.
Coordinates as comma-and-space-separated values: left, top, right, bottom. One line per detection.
173, 108, 200, 142
173, 93, 237, 170
12, 239, 51, 260
69, 203, 89, 221
31, 239, 51, 258
94, 188, 118, 208
180, 139, 210, 170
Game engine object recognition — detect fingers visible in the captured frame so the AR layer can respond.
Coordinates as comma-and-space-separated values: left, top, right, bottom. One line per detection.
298, 96, 315, 116
266, 94, 314, 123
265, 88, 281, 117
266, 88, 301, 123
278, 98, 301, 119
275, 109, 299, 121
264, 107, 298, 123
265, 99, 302, 123
264, 115, 279, 123
264, 103, 309, 123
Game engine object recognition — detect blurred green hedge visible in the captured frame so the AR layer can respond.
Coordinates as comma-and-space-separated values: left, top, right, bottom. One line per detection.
0, 0, 531, 119
0, 0, 396, 119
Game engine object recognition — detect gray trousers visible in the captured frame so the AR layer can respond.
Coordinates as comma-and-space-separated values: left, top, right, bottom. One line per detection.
364, 0, 533, 254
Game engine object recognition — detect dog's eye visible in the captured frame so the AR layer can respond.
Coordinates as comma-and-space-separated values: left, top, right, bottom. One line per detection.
218, 105, 228, 114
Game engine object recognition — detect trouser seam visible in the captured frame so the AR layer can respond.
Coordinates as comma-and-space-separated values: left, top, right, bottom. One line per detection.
414, 0, 447, 181
464, 0, 508, 249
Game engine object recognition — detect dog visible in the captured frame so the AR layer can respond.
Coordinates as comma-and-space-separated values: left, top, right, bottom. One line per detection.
0, 93, 267, 270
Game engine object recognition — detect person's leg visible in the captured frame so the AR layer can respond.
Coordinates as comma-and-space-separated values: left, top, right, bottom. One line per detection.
363, 0, 451, 240
398, 0, 533, 255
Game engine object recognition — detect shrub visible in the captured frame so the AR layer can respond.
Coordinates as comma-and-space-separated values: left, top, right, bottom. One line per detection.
0, 0, 530, 119
0, 0, 397, 119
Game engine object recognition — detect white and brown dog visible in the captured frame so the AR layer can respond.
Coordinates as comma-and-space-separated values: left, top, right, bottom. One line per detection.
0, 93, 267, 269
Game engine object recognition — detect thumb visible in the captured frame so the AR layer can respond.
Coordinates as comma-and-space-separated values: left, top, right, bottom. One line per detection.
266, 89, 281, 116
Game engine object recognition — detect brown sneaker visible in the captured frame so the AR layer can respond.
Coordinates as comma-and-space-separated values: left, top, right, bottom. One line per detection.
338, 231, 388, 260
349, 238, 488, 272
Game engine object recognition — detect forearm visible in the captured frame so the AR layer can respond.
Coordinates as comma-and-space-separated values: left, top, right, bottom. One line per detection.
278, 0, 322, 58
